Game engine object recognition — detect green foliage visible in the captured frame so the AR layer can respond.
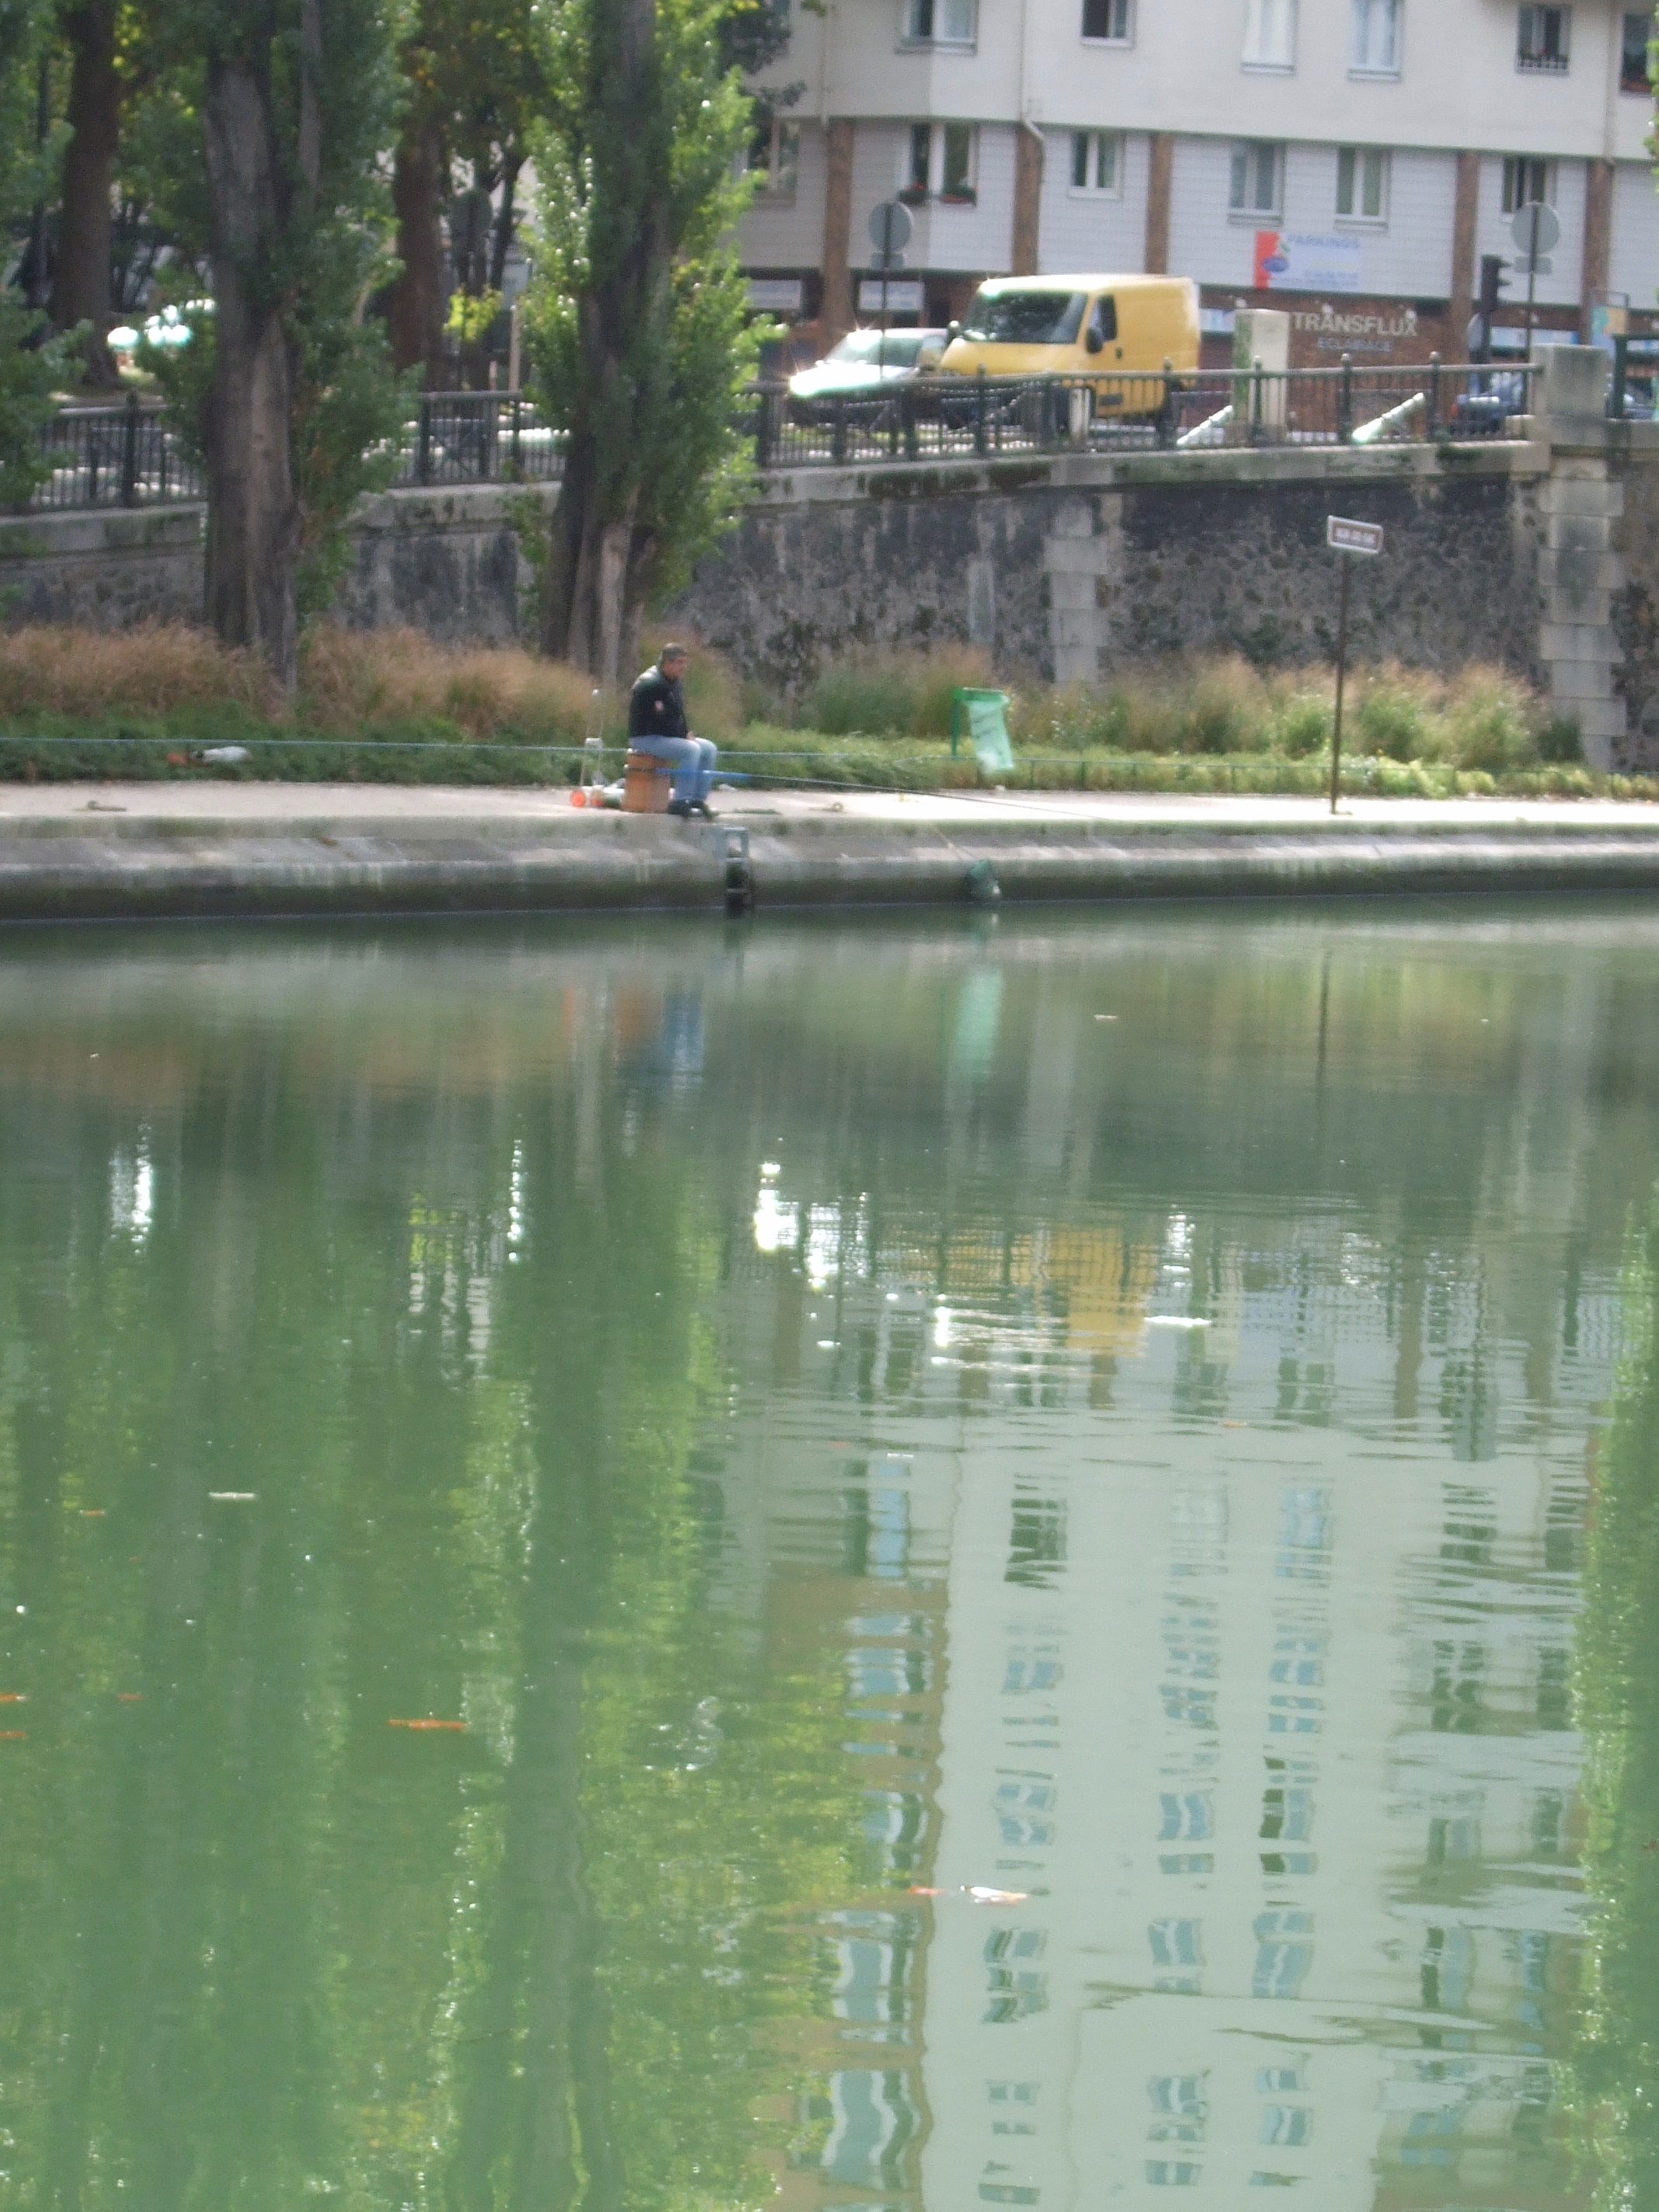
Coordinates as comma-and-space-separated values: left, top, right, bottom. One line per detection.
1568, 1194, 1659, 2208
523, 0, 766, 631
0, 0, 67, 504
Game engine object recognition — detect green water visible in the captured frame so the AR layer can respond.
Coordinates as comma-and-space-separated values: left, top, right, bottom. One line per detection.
5, 900, 1659, 2211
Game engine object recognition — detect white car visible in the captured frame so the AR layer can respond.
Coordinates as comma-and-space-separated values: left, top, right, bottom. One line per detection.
787, 328, 949, 423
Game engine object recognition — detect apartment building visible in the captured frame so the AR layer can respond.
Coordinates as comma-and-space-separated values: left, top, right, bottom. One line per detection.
737, 0, 1659, 365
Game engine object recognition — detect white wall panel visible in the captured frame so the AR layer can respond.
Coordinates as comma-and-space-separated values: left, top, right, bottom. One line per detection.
1475, 151, 1587, 310
736, 121, 830, 270
847, 120, 1016, 277
1037, 127, 1150, 273
1611, 159, 1659, 309
1166, 134, 1258, 290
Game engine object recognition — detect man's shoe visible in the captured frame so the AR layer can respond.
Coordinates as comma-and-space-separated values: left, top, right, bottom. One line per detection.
666, 798, 692, 818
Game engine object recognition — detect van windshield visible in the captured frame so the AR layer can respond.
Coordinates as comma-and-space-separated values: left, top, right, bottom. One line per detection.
960, 289, 1086, 346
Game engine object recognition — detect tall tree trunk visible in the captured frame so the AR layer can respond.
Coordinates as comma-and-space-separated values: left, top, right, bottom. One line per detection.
201, 56, 301, 687
50, 0, 120, 385
387, 106, 447, 385
541, 0, 666, 676
489, 156, 521, 296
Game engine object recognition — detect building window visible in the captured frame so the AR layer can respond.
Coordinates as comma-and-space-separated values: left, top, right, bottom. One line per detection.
1622, 9, 1652, 90
747, 118, 799, 200
902, 0, 976, 46
1148, 1918, 1202, 1991
1252, 1911, 1313, 1999
1335, 146, 1389, 222
1081, 0, 1133, 40
1069, 130, 1123, 193
1501, 155, 1553, 213
1516, 3, 1570, 71
1229, 140, 1284, 217
1350, 0, 1400, 73
1243, 0, 1296, 71
904, 120, 977, 203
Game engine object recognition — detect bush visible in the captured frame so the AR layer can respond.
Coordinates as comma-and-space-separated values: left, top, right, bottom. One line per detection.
1434, 666, 1540, 774
800, 645, 994, 738
0, 622, 272, 718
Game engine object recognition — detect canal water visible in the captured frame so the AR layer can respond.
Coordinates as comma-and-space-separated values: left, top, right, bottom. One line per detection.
2, 900, 1657, 2211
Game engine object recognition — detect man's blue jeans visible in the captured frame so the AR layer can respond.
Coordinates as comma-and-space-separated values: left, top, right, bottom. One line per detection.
631, 736, 718, 805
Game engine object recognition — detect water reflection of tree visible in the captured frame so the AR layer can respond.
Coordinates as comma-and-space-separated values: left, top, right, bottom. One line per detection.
0, 1052, 856, 2210
1571, 1194, 1659, 2210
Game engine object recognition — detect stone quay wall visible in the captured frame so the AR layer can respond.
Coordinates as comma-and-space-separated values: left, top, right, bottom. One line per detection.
0, 350, 1651, 770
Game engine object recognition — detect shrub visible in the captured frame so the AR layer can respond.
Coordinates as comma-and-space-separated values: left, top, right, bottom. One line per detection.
298, 627, 599, 740
1436, 666, 1539, 774
1352, 666, 1438, 760
799, 645, 994, 738
0, 622, 271, 718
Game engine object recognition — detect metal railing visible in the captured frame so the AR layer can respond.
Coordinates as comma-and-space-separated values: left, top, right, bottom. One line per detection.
396, 391, 565, 487
33, 391, 202, 510
23, 360, 1551, 514
749, 359, 1542, 470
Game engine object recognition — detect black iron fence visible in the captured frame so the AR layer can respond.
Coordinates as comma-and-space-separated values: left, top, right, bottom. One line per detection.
23, 360, 1559, 513
749, 359, 1543, 469
33, 391, 202, 510
400, 391, 565, 486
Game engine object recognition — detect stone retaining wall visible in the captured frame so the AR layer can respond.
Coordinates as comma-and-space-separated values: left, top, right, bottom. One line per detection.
2, 349, 1654, 770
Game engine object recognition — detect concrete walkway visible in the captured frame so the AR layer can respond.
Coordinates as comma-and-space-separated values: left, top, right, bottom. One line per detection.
2, 782, 1657, 829
3, 782, 1659, 921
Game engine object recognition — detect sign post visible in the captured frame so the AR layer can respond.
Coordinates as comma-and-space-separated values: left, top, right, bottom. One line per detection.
1511, 201, 1560, 361
1325, 516, 1385, 813
868, 200, 913, 374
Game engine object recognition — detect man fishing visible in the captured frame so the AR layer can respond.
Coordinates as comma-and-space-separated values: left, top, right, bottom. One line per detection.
627, 643, 718, 818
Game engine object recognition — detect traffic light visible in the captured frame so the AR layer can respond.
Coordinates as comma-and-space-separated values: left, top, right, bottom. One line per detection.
1469, 254, 1509, 362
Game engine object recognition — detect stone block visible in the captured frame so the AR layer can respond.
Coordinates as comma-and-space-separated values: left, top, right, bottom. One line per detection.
1044, 534, 1114, 577
1050, 607, 1105, 653
1539, 621, 1622, 664
1537, 346, 1612, 423
1049, 499, 1097, 541
1045, 569, 1100, 611
1546, 658, 1618, 701
1536, 548, 1626, 601
1545, 511, 1613, 553
1544, 588, 1612, 628
1538, 475, 1622, 519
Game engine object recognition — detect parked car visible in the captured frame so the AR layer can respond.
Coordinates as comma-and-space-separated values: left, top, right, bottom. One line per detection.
787, 328, 950, 424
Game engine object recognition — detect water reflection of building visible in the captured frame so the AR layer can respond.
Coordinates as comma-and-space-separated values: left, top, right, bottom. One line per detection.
728, 1170, 1606, 2212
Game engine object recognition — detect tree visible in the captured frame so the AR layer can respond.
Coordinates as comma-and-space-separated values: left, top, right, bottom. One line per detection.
47, 0, 122, 383
385, 0, 544, 389
523, 0, 763, 678
0, 0, 65, 503
152, 0, 404, 683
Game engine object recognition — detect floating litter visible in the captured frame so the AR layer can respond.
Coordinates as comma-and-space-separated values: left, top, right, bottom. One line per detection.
0, 1731, 25, 1742
0, 1695, 24, 1705
1145, 1316, 1212, 1330
208, 1492, 256, 1501
966, 1886, 1030, 1905
388, 1718, 466, 1732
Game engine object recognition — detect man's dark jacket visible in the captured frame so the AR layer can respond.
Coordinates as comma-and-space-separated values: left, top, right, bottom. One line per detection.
628, 665, 689, 742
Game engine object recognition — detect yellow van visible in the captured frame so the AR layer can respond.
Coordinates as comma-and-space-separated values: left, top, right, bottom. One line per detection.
939, 273, 1199, 420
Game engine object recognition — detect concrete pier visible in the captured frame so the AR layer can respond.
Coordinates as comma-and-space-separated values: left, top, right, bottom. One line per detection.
3, 785, 1659, 922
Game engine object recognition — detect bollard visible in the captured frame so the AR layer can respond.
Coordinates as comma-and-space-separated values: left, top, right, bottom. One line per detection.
722, 827, 753, 916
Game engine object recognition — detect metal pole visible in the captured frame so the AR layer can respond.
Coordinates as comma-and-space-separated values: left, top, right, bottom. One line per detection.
1524, 204, 1539, 362
1329, 551, 1352, 816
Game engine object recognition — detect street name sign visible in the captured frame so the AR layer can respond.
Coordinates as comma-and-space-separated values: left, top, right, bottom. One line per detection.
1327, 516, 1384, 556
